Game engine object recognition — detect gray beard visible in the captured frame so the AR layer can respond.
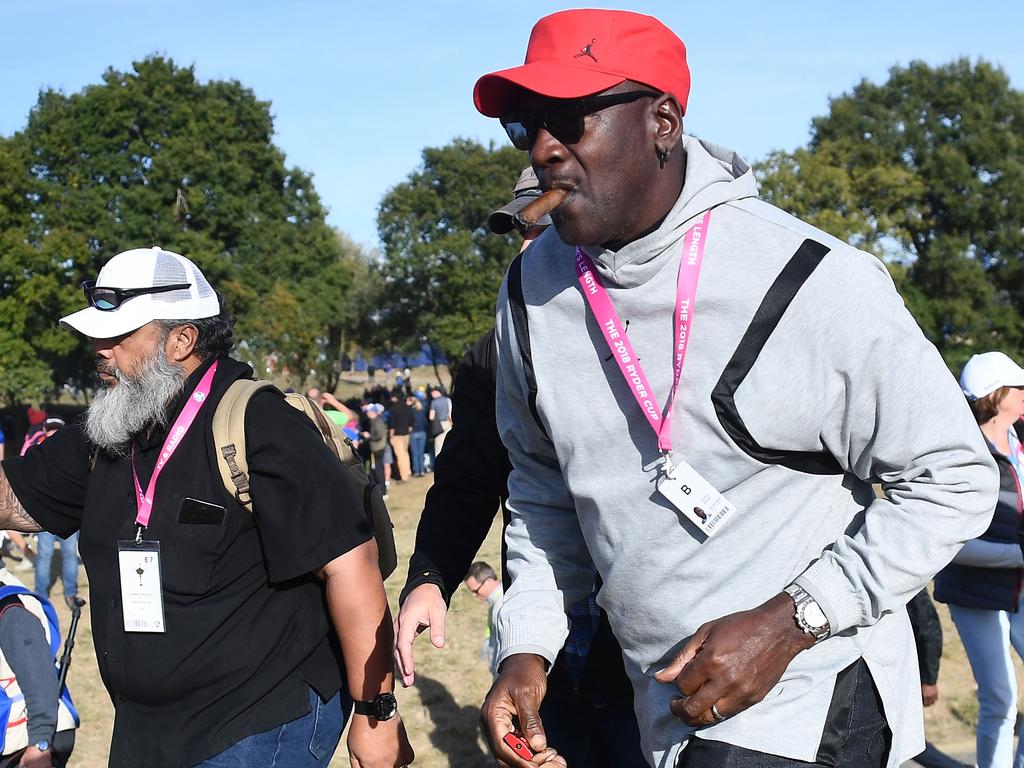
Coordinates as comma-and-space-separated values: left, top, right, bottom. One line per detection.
85, 348, 188, 456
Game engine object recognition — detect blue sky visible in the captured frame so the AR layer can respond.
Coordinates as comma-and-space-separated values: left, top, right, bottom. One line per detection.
2, 1, 1022, 249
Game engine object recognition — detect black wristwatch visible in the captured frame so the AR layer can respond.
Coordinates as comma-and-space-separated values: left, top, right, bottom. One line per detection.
353, 692, 398, 721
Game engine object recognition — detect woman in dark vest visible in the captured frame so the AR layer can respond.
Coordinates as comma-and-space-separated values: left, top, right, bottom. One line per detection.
935, 351, 1024, 768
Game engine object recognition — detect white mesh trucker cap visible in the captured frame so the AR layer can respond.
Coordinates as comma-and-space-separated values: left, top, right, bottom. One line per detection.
61, 247, 219, 339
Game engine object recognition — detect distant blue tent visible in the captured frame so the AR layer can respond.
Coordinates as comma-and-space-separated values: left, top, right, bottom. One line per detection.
348, 343, 446, 372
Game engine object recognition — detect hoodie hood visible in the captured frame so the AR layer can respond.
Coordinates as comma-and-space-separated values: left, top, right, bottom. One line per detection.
581, 136, 758, 287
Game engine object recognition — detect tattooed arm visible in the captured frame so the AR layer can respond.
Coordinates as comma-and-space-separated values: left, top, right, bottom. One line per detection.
0, 464, 43, 533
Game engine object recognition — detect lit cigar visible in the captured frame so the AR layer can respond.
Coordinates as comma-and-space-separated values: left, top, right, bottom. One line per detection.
512, 188, 568, 234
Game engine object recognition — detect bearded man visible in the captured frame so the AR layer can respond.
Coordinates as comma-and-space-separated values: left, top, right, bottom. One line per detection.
0, 247, 413, 768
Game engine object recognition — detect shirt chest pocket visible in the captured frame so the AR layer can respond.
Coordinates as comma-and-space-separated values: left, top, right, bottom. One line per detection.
158, 496, 249, 597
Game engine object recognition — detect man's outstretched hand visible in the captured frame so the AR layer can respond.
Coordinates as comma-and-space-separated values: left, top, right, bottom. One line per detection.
654, 593, 814, 727
481, 654, 566, 767
393, 583, 448, 687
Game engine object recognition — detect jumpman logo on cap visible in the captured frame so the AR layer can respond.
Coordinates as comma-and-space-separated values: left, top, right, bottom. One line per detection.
574, 38, 598, 62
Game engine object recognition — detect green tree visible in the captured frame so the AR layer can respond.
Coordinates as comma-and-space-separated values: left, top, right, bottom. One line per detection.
322, 232, 384, 391
2, 55, 357, 396
757, 59, 1024, 370
0, 131, 89, 405
376, 138, 526, 378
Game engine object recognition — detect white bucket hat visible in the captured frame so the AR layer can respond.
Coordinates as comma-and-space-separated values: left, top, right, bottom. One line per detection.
960, 351, 1024, 400
61, 247, 220, 339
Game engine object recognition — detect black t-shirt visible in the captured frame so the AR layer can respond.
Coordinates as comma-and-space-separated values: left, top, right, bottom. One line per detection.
388, 401, 414, 435
1, 357, 373, 767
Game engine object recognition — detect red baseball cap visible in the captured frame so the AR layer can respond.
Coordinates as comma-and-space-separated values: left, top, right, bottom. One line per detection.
474, 9, 690, 117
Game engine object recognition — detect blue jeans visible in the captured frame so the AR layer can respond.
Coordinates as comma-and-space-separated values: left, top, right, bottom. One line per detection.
949, 601, 1024, 768
539, 695, 647, 768
196, 687, 350, 767
34, 532, 79, 598
409, 431, 427, 475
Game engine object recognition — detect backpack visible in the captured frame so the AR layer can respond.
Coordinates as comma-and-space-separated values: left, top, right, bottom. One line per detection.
211, 380, 398, 579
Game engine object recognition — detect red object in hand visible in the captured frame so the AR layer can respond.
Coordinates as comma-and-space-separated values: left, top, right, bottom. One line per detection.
503, 732, 534, 760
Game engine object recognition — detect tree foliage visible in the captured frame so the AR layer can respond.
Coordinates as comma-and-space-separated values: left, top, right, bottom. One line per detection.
328, 231, 384, 389
0, 55, 363, 401
0, 128, 87, 405
757, 59, 1024, 370
375, 139, 526, 377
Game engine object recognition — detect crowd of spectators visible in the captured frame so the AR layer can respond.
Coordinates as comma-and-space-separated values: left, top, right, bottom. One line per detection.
313, 378, 455, 496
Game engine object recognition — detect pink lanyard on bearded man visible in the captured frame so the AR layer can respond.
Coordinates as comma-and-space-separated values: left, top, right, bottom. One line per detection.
574, 210, 712, 469
130, 360, 219, 542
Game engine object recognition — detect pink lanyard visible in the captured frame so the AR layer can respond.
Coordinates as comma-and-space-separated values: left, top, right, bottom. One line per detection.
131, 361, 219, 537
574, 211, 712, 456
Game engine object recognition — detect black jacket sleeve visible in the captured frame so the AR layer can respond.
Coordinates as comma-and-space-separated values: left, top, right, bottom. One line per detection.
398, 330, 635, 706
906, 589, 943, 685
400, 330, 513, 605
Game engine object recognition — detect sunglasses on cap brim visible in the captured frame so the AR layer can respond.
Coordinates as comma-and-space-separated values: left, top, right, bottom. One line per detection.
500, 90, 661, 151
81, 280, 192, 311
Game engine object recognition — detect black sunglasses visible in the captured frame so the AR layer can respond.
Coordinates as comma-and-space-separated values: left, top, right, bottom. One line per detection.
468, 576, 494, 595
81, 280, 191, 311
500, 90, 661, 150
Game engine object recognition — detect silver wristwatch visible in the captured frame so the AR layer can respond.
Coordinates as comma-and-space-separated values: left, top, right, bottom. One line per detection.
783, 583, 831, 642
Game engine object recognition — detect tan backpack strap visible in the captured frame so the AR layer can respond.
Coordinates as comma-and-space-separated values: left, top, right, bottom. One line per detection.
212, 379, 279, 513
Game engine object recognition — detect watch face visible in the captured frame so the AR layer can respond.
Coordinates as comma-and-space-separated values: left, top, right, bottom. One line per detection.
373, 692, 398, 721
802, 601, 829, 630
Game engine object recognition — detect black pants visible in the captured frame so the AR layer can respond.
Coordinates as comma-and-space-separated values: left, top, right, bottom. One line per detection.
371, 449, 386, 487
678, 660, 890, 768
539, 693, 647, 768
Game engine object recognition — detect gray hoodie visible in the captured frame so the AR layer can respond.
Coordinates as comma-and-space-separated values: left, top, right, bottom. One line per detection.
493, 136, 997, 768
